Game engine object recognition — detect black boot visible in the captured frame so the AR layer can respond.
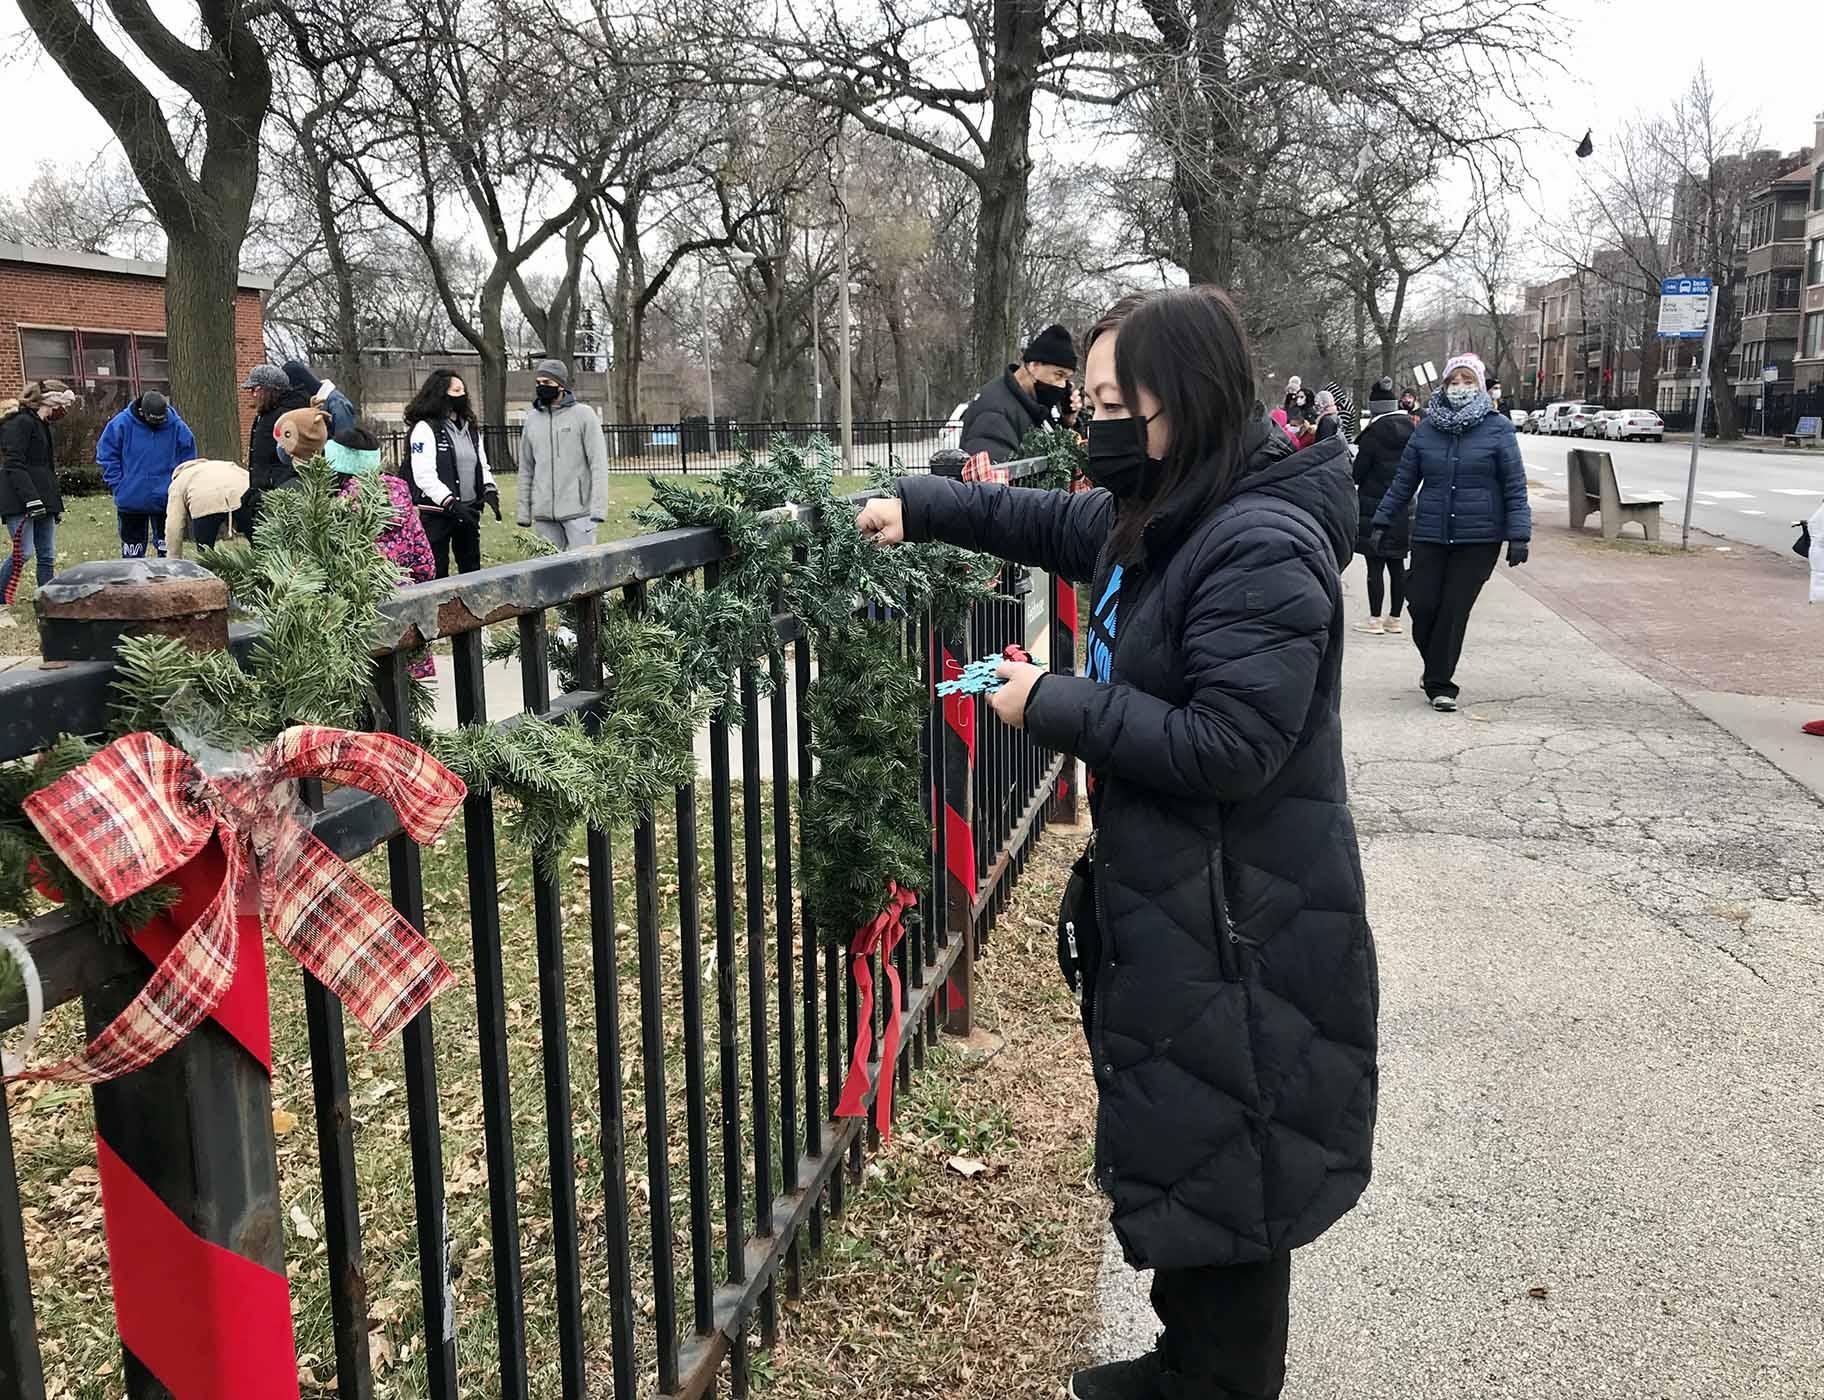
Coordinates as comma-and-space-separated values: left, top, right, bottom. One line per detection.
1069, 1350, 1168, 1400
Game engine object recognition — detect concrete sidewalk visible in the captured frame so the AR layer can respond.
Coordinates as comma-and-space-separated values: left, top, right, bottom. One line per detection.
1094, 559, 1824, 1397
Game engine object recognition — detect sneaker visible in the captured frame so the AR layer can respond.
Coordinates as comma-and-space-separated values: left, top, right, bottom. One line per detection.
1803, 720, 1824, 737
1360, 617, 1385, 635
1384, 616, 1403, 634
1430, 694, 1458, 713
1070, 1351, 1168, 1400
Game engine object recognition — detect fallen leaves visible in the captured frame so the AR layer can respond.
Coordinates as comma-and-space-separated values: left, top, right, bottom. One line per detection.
289, 1205, 319, 1242
944, 1156, 988, 1179
272, 1107, 299, 1137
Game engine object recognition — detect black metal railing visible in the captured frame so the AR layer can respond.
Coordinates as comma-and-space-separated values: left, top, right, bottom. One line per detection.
0, 456, 1069, 1398
380, 419, 958, 477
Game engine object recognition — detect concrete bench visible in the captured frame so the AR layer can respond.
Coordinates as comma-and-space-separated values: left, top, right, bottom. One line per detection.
1782, 416, 1821, 448
1568, 448, 1665, 542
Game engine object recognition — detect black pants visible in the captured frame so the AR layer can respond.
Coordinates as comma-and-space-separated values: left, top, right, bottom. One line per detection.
192, 506, 254, 549
1406, 541, 1501, 699
117, 509, 166, 559
1152, 1253, 1291, 1398
1364, 555, 1405, 617
423, 509, 482, 578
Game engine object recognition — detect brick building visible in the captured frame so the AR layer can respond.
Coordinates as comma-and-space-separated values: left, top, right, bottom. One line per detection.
0, 241, 269, 434
1792, 118, 1824, 393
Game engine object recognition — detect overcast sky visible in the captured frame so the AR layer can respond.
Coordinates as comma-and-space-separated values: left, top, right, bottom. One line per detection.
0, 0, 1815, 283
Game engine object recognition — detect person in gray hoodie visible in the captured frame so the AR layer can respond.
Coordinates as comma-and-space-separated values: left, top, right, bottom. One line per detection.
516, 358, 607, 549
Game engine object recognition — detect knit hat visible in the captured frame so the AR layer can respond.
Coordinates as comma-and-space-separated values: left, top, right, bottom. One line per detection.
1286, 375, 1302, 394
20, 379, 76, 410
1442, 353, 1487, 393
241, 364, 290, 392
324, 438, 382, 475
533, 358, 571, 387
1020, 324, 1077, 371
135, 390, 169, 426
273, 406, 331, 464
1367, 376, 1398, 414
1314, 389, 1337, 414
282, 359, 323, 396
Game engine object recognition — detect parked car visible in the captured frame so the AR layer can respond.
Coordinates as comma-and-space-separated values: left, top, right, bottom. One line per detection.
1509, 409, 1531, 431
1587, 410, 1625, 438
1541, 401, 1603, 435
1602, 409, 1665, 442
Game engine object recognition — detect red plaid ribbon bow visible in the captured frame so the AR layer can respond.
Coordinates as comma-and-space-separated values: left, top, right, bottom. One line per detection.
960, 452, 1009, 485
17, 726, 465, 1085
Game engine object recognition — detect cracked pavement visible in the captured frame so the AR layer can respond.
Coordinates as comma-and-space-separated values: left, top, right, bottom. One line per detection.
1093, 558, 1824, 1398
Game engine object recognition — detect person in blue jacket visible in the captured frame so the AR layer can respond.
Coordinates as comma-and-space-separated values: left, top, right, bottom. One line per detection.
1371, 351, 1530, 712
96, 391, 197, 559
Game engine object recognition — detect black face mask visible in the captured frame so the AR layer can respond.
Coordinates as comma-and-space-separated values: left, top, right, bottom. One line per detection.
1084, 415, 1159, 499
1032, 378, 1071, 409
446, 393, 467, 416
535, 383, 562, 406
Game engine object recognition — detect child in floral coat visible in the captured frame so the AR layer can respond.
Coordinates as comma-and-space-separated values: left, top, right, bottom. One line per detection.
326, 428, 436, 679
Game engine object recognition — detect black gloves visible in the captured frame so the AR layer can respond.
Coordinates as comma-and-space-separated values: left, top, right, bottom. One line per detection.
1506, 540, 1529, 567
482, 485, 502, 522
1369, 528, 1388, 556
445, 497, 482, 528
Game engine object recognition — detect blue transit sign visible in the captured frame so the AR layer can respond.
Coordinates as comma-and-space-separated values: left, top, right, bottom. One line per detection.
1658, 277, 1713, 339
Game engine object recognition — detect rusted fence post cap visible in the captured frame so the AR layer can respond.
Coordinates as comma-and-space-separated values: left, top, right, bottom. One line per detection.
36, 558, 231, 662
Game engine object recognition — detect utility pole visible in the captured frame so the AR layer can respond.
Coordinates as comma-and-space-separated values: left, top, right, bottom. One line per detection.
699, 252, 716, 428
808, 226, 822, 424
837, 172, 854, 470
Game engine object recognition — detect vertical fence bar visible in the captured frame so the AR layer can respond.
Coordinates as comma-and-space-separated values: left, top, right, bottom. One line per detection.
302, 975, 376, 1400
705, 562, 747, 1289
516, 613, 588, 1399
792, 619, 825, 1259
636, 801, 681, 1391
452, 626, 528, 1400
378, 652, 459, 1400
738, 663, 777, 1347
0, 1094, 44, 1400
574, 595, 638, 1400
768, 650, 799, 1197
675, 780, 716, 1336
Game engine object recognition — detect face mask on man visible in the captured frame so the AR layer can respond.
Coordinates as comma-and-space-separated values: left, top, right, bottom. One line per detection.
1445, 383, 1478, 408
1084, 415, 1160, 499
535, 383, 562, 406
1033, 378, 1071, 409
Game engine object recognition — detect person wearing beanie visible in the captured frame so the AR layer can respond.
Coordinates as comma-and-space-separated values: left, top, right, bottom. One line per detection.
166, 458, 252, 559
331, 427, 436, 675
1283, 373, 1314, 420
1351, 376, 1417, 636
0, 380, 77, 604
516, 358, 608, 552
404, 368, 499, 577
97, 389, 197, 559
1311, 388, 1342, 442
1370, 351, 1530, 711
243, 363, 312, 518
953, 323, 1081, 467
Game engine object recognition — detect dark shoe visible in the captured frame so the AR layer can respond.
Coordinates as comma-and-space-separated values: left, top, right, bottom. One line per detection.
1070, 1350, 1168, 1400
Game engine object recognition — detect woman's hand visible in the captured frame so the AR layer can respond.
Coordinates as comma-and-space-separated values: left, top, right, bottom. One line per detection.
989, 660, 1046, 729
855, 497, 904, 546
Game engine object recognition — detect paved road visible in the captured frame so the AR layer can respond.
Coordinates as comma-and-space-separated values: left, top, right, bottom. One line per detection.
1516, 433, 1824, 553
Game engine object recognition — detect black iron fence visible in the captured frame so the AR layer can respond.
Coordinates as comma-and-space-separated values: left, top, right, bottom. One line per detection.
381, 419, 958, 477
0, 457, 1069, 1398
1658, 387, 1824, 438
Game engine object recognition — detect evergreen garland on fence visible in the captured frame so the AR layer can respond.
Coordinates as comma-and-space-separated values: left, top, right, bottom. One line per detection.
0, 439, 998, 967
1018, 422, 1087, 491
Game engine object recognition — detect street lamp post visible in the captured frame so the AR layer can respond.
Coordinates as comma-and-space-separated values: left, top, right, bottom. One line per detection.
700, 249, 755, 439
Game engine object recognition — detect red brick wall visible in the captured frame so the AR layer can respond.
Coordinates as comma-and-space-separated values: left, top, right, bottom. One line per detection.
0, 262, 266, 438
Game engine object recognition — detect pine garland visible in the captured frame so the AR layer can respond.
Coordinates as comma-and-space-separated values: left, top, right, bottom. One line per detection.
1018, 423, 1086, 492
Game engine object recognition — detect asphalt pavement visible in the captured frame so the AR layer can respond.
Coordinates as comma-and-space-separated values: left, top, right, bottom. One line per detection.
1514, 432, 1824, 554
1092, 557, 1824, 1398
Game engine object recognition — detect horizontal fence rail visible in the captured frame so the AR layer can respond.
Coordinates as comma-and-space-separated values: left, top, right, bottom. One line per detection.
0, 457, 1068, 1398
380, 419, 960, 477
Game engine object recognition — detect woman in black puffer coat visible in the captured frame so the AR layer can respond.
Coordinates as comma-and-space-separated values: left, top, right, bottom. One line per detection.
1352, 376, 1417, 635
857, 286, 1377, 1400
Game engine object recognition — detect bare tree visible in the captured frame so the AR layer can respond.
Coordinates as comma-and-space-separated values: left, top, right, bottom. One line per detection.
15, 0, 271, 456
0, 157, 162, 260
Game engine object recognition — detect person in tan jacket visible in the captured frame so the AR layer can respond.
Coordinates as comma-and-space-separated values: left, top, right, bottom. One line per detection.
165, 458, 252, 558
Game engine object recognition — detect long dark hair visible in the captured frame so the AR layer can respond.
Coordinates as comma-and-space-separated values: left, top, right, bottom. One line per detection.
403, 368, 473, 427
1107, 285, 1255, 563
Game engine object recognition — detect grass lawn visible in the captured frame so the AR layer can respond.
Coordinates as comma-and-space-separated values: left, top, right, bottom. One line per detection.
0, 474, 869, 659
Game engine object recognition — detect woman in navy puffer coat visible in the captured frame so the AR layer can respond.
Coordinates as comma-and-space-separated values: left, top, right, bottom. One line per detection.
1371, 352, 1530, 711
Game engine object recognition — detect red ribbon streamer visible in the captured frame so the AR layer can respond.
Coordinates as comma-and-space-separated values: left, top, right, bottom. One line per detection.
835, 883, 918, 1143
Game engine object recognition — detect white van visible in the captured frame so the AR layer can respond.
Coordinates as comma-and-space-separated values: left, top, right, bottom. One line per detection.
1542, 401, 1603, 435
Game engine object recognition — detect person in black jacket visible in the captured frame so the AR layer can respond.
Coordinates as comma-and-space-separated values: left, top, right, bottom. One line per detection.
858, 286, 1376, 1400
242, 363, 311, 522
0, 380, 78, 605
1351, 377, 1416, 635
954, 323, 1080, 466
